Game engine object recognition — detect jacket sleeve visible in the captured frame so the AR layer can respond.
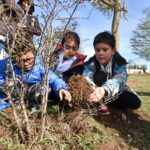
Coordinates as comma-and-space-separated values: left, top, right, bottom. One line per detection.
3, 0, 24, 17
26, 16, 41, 36
48, 70, 68, 94
0, 59, 6, 86
0, 59, 9, 111
101, 64, 128, 97
37, 56, 67, 94
83, 65, 96, 86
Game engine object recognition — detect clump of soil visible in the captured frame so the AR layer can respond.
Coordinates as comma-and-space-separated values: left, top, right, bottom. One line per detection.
68, 75, 93, 110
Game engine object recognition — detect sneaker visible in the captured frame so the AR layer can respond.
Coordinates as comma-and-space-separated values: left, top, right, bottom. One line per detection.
98, 105, 110, 115
29, 104, 40, 113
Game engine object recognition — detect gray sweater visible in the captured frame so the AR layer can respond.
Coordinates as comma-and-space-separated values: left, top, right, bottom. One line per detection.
0, 0, 24, 38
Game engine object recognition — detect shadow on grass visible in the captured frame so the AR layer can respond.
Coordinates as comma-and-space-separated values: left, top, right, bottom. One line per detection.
136, 91, 150, 97
94, 110, 150, 150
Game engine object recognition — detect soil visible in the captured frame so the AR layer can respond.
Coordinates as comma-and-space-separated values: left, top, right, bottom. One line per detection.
0, 144, 7, 150
99, 140, 128, 150
68, 75, 93, 110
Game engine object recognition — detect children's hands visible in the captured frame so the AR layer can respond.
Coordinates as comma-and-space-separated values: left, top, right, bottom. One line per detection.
59, 89, 71, 102
88, 87, 106, 103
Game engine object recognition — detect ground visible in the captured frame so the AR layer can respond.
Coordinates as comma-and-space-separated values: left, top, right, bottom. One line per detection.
0, 74, 149, 150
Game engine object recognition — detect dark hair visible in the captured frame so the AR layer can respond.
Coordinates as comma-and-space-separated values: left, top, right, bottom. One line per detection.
17, 0, 35, 14
12, 45, 35, 60
61, 31, 80, 48
12, 30, 36, 53
93, 31, 116, 49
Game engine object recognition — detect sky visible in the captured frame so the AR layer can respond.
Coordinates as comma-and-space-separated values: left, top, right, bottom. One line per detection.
34, 0, 150, 69
74, 0, 150, 69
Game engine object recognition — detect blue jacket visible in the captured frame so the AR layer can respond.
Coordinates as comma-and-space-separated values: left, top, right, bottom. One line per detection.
0, 56, 67, 111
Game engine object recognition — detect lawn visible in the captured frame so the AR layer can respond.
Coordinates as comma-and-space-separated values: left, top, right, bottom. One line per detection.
127, 74, 150, 116
0, 74, 150, 150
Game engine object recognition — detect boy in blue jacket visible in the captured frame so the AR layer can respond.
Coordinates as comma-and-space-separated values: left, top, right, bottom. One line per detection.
84, 31, 141, 115
0, 46, 71, 112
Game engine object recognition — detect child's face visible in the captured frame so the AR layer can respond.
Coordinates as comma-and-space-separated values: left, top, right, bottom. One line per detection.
94, 43, 115, 66
63, 40, 79, 59
22, 0, 31, 11
16, 50, 35, 71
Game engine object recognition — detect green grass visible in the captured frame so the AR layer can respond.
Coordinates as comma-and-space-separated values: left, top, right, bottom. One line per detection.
127, 74, 150, 116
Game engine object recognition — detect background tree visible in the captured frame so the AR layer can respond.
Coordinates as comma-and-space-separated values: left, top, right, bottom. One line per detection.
130, 6, 150, 61
91, 0, 128, 50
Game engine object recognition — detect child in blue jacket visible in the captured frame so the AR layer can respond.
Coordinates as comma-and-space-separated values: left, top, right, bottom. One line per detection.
84, 31, 141, 114
0, 46, 71, 112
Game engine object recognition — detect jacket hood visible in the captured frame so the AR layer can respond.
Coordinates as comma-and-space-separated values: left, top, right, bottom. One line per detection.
75, 53, 87, 60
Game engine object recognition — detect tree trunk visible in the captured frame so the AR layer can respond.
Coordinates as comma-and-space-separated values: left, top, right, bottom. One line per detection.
111, 0, 121, 50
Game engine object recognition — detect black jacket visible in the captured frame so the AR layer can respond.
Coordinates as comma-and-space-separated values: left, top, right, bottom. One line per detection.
63, 53, 87, 82
54, 49, 87, 82
85, 52, 127, 86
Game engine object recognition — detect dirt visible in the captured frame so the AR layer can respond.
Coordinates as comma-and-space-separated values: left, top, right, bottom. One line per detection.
99, 140, 128, 150
0, 106, 149, 149
68, 75, 93, 110
0, 144, 7, 150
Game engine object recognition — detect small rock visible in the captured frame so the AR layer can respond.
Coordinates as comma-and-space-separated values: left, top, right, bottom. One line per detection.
127, 120, 131, 124
114, 133, 119, 137
138, 116, 143, 120
127, 134, 131, 137
121, 113, 127, 121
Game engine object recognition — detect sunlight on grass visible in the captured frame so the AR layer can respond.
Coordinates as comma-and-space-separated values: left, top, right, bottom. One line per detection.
127, 74, 150, 116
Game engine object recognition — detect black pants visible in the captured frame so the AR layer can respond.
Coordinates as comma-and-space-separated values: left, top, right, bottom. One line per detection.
108, 91, 141, 110
26, 84, 60, 108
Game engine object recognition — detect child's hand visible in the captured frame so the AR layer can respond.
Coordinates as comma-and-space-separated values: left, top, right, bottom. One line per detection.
59, 89, 71, 102
88, 87, 106, 103
17, 23, 26, 28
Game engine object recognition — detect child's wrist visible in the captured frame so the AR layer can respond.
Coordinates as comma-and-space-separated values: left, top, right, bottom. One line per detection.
97, 87, 105, 98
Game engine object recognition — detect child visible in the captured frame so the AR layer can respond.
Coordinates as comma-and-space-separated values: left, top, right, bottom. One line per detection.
0, 46, 71, 112
84, 31, 141, 115
0, 0, 24, 59
17, 0, 41, 45
54, 31, 86, 82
